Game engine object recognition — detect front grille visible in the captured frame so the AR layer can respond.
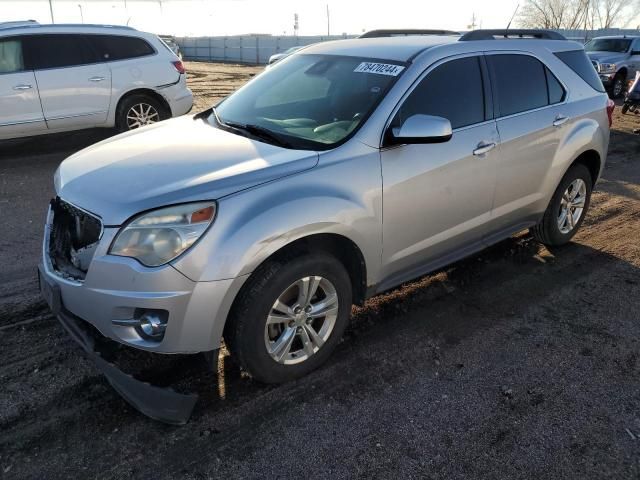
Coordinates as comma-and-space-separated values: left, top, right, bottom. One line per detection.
48, 197, 102, 281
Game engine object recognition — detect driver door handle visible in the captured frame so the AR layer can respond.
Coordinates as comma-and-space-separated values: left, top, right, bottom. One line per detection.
89, 76, 105, 82
473, 142, 496, 156
553, 115, 569, 127
13, 84, 32, 90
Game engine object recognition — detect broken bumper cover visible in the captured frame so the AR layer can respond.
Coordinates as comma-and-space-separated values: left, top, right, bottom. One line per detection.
38, 265, 198, 424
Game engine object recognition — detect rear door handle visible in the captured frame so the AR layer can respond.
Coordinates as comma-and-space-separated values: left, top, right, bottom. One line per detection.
553, 115, 569, 127
88, 76, 105, 82
13, 84, 32, 90
473, 142, 496, 156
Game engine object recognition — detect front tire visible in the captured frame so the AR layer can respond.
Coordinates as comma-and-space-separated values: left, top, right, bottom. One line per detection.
611, 74, 626, 99
226, 252, 352, 384
530, 163, 593, 246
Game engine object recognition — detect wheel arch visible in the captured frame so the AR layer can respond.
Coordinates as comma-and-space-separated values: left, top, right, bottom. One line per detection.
571, 149, 601, 186
237, 233, 368, 308
114, 88, 172, 126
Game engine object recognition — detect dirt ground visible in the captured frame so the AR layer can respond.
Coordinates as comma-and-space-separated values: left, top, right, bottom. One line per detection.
1, 61, 639, 479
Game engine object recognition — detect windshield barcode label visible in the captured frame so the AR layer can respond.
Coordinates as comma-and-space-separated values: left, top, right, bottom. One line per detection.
354, 62, 405, 76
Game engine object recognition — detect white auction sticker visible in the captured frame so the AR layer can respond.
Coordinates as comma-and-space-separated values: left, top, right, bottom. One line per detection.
354, 62, 405, 76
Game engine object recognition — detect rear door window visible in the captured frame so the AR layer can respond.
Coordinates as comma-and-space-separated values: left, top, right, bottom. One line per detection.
86, 35, 155, 62
394, 56, 486, 129
0, 38, 24, 73
555, 50, 606, 92
24, 34, 97, 70
487, 54, 549, 117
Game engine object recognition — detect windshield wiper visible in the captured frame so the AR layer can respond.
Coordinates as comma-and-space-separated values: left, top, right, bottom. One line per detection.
213, 110, 292, 148
227, 122, 292, 148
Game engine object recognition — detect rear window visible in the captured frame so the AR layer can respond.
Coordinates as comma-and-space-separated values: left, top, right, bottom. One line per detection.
555, 50, 605, 92
86, 35, 155, 61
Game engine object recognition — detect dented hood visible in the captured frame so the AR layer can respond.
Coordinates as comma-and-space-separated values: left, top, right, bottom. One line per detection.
55, 116, 319, 225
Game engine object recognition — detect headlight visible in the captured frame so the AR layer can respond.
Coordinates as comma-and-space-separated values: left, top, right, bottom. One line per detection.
599, 63, 616, 74
109, 202, 216, 267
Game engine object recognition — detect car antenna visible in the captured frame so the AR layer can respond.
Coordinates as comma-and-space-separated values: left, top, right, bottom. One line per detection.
506, 3, 520, 31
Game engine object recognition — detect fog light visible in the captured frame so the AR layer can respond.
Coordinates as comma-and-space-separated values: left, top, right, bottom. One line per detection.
136, 310, 168, 341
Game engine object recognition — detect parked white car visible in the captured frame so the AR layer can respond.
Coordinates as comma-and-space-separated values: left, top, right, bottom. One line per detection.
267, 46, 303, 67
0, 22, 193, 140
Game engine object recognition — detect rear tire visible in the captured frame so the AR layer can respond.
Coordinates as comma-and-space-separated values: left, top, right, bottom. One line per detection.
530, 163, 593, 246
116, 94, 169, 133
225, 252, 352, 384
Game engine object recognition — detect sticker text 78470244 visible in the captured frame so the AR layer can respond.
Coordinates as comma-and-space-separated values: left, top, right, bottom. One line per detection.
354, 62, 405, 76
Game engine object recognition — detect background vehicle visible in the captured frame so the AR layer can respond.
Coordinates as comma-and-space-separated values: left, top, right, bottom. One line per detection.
40, 29, 610, 422
586, 35, 640, 98
622, 71, 640, 114
0, 21, 192, 140
266, 45, 303, 66
159, 34, 183, 59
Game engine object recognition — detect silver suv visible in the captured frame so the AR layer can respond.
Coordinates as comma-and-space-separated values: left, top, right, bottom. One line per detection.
39, 30, 612, 422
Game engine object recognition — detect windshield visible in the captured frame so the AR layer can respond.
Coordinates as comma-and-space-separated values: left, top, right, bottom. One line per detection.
214, 54, 406, 150
585, 38, 632, 53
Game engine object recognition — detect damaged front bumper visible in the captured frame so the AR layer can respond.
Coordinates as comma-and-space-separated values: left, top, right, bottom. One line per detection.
38, 264, 198, 425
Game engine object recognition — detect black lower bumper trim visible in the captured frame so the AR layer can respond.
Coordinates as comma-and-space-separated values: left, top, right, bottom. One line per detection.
57, 309, 198, 425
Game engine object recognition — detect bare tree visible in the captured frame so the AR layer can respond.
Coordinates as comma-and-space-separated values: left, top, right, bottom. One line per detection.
519, 0, 589, 29
519, 0, 640, 29
592, 0, 639, 28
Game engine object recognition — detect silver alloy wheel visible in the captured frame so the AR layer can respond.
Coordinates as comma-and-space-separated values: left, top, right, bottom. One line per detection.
126, 103, 160, 130
558, 178, 587, 234
264, 276, 339, 365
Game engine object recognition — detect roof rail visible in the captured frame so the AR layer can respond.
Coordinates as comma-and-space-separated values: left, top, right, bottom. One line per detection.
359, 29, 461, 39
459, 29, 567, 41
0, 22, 136, 32
0, 20, 39, 30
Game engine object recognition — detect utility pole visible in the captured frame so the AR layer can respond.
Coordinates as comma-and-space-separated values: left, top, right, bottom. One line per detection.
48, 0, 55, 23
467, 12, 477, 30
326, 4, 330, 36
294, 13, 299, 36
78, 4, 84, 23
158, 0, 163, 15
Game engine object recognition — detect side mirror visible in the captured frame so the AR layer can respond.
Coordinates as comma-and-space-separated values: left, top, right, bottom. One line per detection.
385, 114, 453, 146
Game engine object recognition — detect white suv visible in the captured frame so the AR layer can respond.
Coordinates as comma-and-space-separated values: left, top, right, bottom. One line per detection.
0, 22, 193, 140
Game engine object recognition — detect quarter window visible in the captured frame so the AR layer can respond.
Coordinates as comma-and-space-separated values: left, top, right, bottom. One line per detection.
0, 39, 24, 73
86, 35, 155, 61
488, 54, 550, 117
546, 67, 565, 104
394, 56, 486, 130
555, 50, 606, 93
24, 34, 96, 69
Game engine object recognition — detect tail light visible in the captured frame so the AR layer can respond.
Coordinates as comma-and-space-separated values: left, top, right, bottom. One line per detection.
172, 60, 186, 74
606, 98, 615, 127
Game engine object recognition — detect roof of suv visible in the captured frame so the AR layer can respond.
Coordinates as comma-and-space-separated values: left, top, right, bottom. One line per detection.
303, 36, 460, 62
0, 22, 139, 35
303, 34, 581, 62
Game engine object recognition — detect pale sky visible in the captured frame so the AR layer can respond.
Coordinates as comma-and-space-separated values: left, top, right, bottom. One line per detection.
0, 0, 522, 37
